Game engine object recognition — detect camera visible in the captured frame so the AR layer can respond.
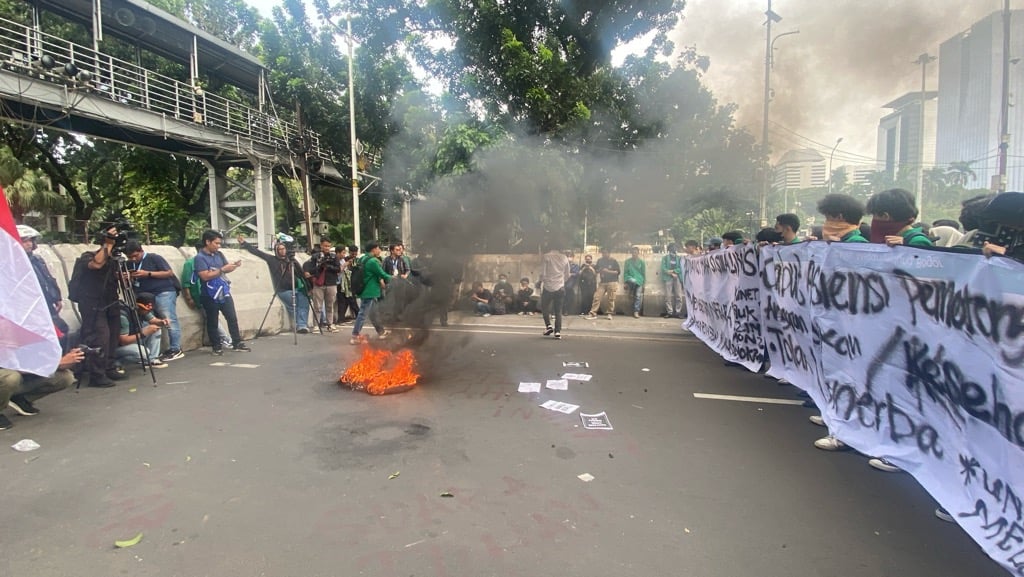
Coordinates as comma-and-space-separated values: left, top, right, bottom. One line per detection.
77, 344, 102, 355
101, 219, 134, 256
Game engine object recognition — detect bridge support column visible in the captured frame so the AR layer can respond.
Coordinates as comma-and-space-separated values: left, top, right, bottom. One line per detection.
252, 160, 276, 245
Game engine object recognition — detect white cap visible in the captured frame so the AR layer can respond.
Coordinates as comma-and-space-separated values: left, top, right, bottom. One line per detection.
16, 224, 41, 239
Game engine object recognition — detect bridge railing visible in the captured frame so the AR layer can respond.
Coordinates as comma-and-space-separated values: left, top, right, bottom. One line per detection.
0, 15, 332, 162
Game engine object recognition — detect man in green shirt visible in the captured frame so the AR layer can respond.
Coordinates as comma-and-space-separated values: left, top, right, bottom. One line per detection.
350, 242, 393, 344
623, 246, 647, 318
774, 213, 802, 244
817, 194, 869, 243
660, 243, 684, 318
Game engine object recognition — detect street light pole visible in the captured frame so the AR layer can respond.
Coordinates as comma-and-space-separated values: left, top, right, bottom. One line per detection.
759, 1, 791, 227
347, 16, 361, 249
913, 52, 935, 216
828, 137, 843, 194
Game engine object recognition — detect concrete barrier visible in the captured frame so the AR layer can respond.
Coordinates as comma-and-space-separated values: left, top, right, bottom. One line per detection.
26, 245, 683, 353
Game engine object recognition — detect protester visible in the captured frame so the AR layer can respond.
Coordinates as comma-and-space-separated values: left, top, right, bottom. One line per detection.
623, 246, 646, 318
577, 254, 597, 315
193, 230, 250, 355
516, 277, 536, 315
774, 214, 801, 244
865, 188, 933, 247
539, 244, 571, 339
817, 194, 868, 243
124, 240, 184, 361
706, 237, 723, 251
491, 274, 515, 315
17, 225, 69, 349
469, 281, 493, 317
239, 235, 309, 333
721, 231, 745, 247
660, 242, 684, 318
350, 241, 392, 344
587, 248, 621, 320
0, 348, 83, 430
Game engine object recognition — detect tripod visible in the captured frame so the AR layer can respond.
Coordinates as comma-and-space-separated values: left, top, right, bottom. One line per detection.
254, 251, 318, 344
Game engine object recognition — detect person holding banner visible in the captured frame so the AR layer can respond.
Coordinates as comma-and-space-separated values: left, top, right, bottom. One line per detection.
660, 243, 684, 318
817, 194, 869, 243
773, 214, 802, 244
865, 188, 933, 247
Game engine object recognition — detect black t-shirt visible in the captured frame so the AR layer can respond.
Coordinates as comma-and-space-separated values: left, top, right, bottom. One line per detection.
596, 257, 621, 283
74, 250, 119, 302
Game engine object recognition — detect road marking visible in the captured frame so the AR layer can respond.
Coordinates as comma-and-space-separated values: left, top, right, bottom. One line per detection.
693, 393, 806, 406
441, 327, 693, 343
209, 362, 261, 368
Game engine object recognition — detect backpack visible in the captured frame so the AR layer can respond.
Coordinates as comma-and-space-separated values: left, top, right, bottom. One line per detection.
349, 257, 366, 296
66, 251, 94, 303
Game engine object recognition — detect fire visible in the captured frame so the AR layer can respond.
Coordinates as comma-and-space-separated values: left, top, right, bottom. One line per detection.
340, 346, 420, 395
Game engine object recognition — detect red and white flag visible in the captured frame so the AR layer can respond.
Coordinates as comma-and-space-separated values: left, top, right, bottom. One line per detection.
0, 187, 61, 376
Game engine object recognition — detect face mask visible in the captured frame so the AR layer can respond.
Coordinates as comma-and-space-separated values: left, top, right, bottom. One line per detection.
869, 218, 911, 243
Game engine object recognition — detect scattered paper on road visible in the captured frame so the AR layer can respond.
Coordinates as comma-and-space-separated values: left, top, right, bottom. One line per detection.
580, 412, 613, 430
563, 361, 589, 368
545, 379, 569, 391
577, 473, 595, 482
11, 439, 40, 452
540, 400, 580, 414
518, 382, 542, 393
562, 373, 593, 382
641, 368, 651, 372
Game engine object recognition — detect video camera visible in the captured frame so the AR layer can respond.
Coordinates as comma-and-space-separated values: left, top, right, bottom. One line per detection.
971, 192, 1024, 254
100, 219, 135, 256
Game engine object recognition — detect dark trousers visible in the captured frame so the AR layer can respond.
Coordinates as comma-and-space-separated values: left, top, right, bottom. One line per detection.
200, 294, 242, 350
578, 285, 596, 314
541, 288, 565, 333
78, 298, 120, 377
339, 294, 359, 320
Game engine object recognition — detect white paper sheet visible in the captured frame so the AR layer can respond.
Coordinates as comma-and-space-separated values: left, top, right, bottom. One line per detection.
540, 400, 580, 414
580, 411, 613, 430
518, 382, 542, 393
562, 373, 593, 382
545, 379, 569, 390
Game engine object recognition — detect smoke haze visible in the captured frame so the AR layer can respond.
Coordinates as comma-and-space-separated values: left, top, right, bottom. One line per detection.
674, 0, 1007, 163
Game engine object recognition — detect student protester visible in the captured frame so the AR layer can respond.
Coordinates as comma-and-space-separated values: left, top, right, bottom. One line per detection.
623, 246, 646, 318
774, 214, 802, 244
124, 240, 184, 361
350, 242, 392, 344
660, 243, 684, 318
721, 231, 745, 247
539, 244, 571, 339
115, 292, 169, 369
817, 194, 869, 243
490, 274, 515, 315
865, 188, 934, 247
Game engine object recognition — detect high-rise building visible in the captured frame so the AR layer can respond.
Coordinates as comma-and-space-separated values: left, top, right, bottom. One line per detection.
936, 9, 1024, 190
876, 92, 937, 181
773, 149, 827, 191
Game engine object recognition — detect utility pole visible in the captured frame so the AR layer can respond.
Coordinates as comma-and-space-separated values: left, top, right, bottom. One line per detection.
295, 103, 315, 252
347, 16, 361, 249
998, 0, 1012, 192
760, 1, 784, 227
913, 52, 935, 217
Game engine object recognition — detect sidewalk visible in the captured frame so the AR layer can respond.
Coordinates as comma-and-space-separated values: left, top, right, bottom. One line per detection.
444, 310, 693, 337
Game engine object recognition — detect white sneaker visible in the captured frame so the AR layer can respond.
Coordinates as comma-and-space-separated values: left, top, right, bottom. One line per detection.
808, 414, 825, 427
814, 436, 847, 451
776, 378, 791, 385
377, 330, 391, 339
349, 336, 363, 345
606, 313, 613, 320
633, 312, 639, 318
868, 458, 903, 473
586, 314, 597, 320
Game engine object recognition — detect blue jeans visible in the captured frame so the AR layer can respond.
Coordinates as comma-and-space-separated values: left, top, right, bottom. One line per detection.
474, 302, 491, 315
626, 282, 644, 313
153, 290, 181, 351
277, 289, 309, 330
115, 330, 162, 364
352, 297, 383, 337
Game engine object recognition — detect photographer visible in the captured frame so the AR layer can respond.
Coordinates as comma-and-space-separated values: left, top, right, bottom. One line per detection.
238, 234, 310, 333
0, 348, 83, 430
115, 292, 169, 369
124, 240, 184, 361
303, 239, 341, 332
67, 224, 126, 388
194, 229, 250, 355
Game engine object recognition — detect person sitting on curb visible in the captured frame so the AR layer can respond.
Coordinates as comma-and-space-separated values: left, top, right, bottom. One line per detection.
469, 282, 492, 317
115, 292, 169, 370
0, 348, 83, 430
516, 277, 535, 315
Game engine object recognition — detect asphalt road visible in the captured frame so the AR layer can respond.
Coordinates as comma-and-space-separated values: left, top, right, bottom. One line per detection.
0, 314, 1005, 577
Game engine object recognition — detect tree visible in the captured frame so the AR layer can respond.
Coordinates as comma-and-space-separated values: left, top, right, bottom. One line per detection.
946, 161, 977, 188
0, 146, 67, 223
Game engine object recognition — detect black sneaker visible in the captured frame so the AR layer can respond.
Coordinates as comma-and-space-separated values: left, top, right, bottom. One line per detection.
232, 342, 251, 352
0, 414, 12, 430
543, 326, 554, 336
105, 370, 127, 381
159, 349, 185, 362
8, 395, 39, 416
212, 348, 224, 356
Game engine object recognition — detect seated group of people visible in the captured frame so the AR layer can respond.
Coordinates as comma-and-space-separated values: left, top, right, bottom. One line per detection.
469, 275, 537, 316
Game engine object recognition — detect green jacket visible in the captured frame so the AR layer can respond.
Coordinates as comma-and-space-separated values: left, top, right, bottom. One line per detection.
624, 257, 646, 285
902, 227, 934, 247
358, 254, 391, 299
660, 252, 683, 278
840, 229, 869, 243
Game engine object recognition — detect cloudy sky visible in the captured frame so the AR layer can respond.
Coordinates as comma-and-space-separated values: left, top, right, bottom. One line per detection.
245, 0, 1010, 166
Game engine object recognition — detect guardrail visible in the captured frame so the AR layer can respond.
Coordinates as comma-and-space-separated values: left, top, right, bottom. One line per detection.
0, 14, 332, 161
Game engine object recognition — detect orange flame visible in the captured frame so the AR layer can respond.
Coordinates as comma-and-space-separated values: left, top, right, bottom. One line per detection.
340, 346, 420, 395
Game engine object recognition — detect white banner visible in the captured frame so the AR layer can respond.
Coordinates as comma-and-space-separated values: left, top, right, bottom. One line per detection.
757, 242, 1024, 575
682, 244, 765, 372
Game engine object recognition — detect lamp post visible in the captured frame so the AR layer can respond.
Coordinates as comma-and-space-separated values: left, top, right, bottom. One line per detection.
827, 137, 843, 194
913, 52, 936, 216
759, 0, 797, 227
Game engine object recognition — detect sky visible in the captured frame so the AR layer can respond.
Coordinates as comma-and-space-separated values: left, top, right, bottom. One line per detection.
244, 0, 1011, 168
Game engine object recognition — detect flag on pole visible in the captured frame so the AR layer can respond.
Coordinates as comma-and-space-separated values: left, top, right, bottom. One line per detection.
0, 187, 62, 376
